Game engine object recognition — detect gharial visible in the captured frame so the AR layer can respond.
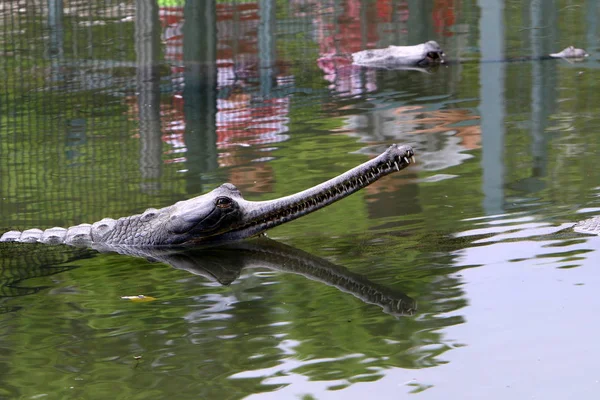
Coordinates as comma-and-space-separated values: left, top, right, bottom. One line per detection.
2, 143, 599, 248
1, 144, 416, 248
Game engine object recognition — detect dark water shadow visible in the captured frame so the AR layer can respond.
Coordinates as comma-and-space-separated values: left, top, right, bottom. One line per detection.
0, 244, 93, 313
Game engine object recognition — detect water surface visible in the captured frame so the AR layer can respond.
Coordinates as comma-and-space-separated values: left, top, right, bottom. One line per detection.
1, 1, 600, 399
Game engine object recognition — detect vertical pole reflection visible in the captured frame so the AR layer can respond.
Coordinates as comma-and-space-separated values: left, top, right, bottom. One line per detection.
407, 0, 431, 44
529, 0, 556, 185
183, 0, 218, 194
478, 0, 506, 215
135, 0, 162, 194
258, 0, 276, 98
586, 0, 598, 59
48, 0, 64, 82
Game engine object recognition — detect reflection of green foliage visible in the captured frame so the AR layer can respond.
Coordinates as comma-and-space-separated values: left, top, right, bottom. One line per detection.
62, 17, 137, 61
0, 105, 183, 228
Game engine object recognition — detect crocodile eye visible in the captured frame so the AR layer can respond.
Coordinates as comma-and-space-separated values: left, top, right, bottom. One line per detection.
215, 197, 233, 209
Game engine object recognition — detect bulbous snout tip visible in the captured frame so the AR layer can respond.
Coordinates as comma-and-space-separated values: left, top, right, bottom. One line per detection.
381, 144, 416, 168
385, 143, 415, 157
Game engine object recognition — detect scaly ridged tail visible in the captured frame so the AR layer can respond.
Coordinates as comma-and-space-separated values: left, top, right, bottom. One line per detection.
0, 218, 117, 246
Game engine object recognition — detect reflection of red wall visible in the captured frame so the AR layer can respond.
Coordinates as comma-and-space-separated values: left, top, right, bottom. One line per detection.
433, 0, 456, 36
376, 1, 392, 21
152, 2, 291, 194
217, 3, 259, 64
159, 6, 184, 26
317, 0, 459, 56
318, 0, 382, 56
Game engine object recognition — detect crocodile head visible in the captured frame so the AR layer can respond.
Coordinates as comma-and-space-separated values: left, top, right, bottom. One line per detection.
420, 40, 446, 65
144, 144, 415, 246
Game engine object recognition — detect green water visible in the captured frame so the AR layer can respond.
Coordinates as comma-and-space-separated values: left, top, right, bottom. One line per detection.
1, 1, 600, 399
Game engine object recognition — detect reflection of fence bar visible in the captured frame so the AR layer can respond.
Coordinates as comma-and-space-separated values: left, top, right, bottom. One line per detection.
135, 0, 163, 193
258, 0, 276, 97
478, 0, 505, 216
48, 0, 64, 82
182, 0, 219, 194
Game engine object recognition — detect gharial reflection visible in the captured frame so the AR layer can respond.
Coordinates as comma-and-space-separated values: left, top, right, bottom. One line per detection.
109, 237, 416, 317
0, 239, 416, 317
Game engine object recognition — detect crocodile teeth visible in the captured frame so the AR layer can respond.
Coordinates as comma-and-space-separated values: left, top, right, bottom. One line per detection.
394, 161, 400, 171
411, 156, 416, 164
404, 157, 409, 164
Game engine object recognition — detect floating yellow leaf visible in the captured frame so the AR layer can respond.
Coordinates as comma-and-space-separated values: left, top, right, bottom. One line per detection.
120, 295, 156, 302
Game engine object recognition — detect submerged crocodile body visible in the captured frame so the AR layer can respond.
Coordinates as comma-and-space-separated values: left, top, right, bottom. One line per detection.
1, 144, 415, 247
